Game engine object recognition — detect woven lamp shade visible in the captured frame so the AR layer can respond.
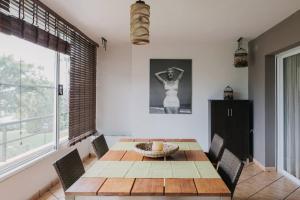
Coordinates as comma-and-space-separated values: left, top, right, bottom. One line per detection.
130, 1, 150, 45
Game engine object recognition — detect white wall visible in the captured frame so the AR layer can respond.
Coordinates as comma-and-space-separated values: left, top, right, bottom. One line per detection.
97, 41, 248, 151
0, 139, 92, 200
97, 43, 132, 136
0, 40, 248, 200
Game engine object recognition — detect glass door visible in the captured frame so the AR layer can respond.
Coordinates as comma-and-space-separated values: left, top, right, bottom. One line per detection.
277, 47, 300, 184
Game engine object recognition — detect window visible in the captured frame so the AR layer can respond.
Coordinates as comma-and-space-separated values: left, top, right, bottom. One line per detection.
0, 32, 70, 174
59, 54, 70, 141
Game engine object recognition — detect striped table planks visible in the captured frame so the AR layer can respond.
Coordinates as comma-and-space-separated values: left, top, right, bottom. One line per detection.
165, 178, 198, 196
121, 151, 143, 161
65, 178, 106, 196
131, 178, 164, 196
65, 138, 231, 198
194, 178, 231, 196
98, 178, 135, 196
185, 150, 209, 161
100, 150, 125, 161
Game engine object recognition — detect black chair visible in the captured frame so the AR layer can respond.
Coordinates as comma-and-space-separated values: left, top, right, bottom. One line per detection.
53, 149, 85, 191
91, 134, 109, 159
218, 149, 244, 198
206, 134, 225, 166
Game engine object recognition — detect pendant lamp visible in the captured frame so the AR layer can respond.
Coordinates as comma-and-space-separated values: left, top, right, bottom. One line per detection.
130, 0, 150, 45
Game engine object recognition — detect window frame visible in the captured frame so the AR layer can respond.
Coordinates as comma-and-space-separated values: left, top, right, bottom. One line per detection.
276, 46, 300, 185
0, 33, 70, 179
57, 53, 71, 144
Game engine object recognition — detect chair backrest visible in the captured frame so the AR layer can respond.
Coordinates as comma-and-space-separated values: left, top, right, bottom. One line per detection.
92, 134, 109, 159
53, 149, 85, 191
218, 149, 244, 196
208, 134, 225, 163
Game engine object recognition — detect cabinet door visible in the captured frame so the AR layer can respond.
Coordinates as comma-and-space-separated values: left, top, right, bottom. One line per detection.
231, 101, 250, 160
210, 101, 231, 141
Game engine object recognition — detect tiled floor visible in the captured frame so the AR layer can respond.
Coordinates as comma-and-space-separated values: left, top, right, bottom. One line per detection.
38, 158, 300, 200
235, 163, 300, 200
38, 156, 96, 200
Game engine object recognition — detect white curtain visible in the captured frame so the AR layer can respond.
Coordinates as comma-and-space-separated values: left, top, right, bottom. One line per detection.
283, 53, 300, 179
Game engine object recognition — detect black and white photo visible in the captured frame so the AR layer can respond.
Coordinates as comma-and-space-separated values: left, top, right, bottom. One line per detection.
149, 59, 192, 114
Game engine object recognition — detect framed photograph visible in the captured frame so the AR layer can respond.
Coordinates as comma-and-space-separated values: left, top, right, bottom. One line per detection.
149, 59, 192, 114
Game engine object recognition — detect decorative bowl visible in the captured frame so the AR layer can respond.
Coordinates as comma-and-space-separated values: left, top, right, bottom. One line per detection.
134, 142, 179, 158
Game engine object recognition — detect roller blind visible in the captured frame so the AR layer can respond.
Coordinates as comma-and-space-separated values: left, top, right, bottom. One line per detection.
0, 0, 71, 54
0, 0, 9, 12
0, 0, 98, 144
69, 33, 97, 144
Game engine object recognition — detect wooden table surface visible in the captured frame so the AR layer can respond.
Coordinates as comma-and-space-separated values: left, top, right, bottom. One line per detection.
65, 138, 231, 198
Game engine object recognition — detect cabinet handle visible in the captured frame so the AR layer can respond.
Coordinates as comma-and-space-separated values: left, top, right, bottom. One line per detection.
227, 109, 230, 117
230, 109, 233, 116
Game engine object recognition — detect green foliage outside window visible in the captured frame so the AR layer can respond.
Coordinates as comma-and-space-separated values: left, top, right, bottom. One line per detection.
0, 53, 69, 161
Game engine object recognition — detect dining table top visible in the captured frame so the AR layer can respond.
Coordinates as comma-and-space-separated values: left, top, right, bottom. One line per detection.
65, 138, 231, 198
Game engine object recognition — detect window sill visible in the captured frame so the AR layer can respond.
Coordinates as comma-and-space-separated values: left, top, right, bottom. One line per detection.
58, 137, 69, 149
0, 148, 56, 182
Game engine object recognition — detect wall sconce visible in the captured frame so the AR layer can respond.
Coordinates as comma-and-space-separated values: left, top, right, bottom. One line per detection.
101, 37, 107, 51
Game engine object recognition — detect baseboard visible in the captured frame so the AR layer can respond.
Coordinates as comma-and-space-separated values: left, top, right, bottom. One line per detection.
253, 159, 276, 171
29, 191, 40, 200
265, 166, 276, 171
39, 181, 53, 197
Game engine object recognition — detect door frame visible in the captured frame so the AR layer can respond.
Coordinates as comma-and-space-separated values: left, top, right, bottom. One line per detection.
276, 46, 300, 185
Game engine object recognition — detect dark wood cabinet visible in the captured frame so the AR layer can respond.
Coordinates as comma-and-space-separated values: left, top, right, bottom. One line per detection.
209, 100, 253, 161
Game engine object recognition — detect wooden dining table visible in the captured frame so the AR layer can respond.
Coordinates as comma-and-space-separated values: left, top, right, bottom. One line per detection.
65, 138, 231, 200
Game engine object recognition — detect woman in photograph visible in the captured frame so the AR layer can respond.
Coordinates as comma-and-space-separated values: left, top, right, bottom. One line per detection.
155, 67, 184, 114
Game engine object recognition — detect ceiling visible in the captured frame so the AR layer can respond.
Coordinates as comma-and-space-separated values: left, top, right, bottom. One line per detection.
41, 0, 300, 44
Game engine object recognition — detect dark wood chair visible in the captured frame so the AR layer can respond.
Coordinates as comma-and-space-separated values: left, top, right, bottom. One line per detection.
218, 149, 244, 198
91, 134, 109, 159
53, 149, 85, 191
206, 134, 225, 166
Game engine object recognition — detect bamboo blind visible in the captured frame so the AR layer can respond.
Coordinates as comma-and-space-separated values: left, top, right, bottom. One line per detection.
0, 0, 98, 144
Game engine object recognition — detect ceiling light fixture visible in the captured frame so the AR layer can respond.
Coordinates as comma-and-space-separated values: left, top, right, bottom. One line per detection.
130, 0, 150, 45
